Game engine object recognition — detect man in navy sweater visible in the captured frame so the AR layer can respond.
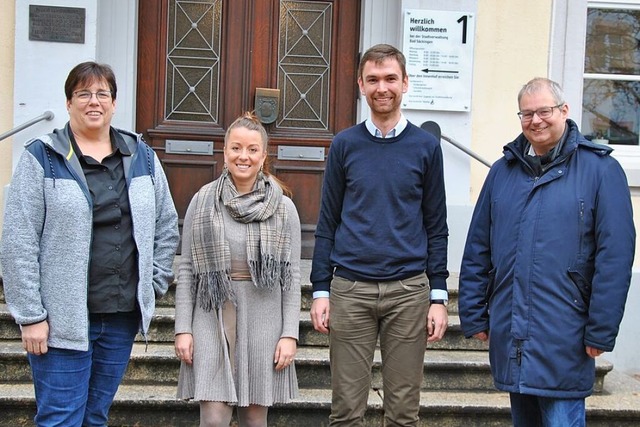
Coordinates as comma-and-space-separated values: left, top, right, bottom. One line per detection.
310, 44, 449, 426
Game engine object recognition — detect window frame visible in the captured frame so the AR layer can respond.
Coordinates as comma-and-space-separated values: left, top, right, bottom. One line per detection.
556, 0, 640, 186
585, 2, 640, 150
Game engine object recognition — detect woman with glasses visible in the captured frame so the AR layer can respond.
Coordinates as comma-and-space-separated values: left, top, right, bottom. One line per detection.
0, 61, 180, 426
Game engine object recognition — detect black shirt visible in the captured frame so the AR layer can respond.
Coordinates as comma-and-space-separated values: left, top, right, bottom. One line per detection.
70, 129, 139, 313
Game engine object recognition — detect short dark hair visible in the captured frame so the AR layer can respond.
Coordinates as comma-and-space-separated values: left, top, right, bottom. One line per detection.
358, 44, 407, 80
64, 61, 117, 101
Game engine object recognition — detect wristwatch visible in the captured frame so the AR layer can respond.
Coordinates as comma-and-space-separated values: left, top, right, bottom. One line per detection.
430, 299, 448, 306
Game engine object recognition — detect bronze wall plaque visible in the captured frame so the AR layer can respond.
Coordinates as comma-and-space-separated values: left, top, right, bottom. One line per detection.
29, 5, 85, 44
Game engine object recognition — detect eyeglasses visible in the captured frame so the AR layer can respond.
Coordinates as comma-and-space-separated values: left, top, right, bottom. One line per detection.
517, 104, 564, 122
73, 90, 113, 103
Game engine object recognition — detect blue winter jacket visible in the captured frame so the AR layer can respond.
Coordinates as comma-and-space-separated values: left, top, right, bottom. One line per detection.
0, 123, 179, 351
459, 119, 635, 398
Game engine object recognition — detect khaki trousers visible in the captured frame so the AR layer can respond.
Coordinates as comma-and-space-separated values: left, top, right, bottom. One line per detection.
328, 273, 430, 426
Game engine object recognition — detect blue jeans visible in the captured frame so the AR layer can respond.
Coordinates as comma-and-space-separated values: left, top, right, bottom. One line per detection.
28, 311, 140, 427
509, 392, 586, 427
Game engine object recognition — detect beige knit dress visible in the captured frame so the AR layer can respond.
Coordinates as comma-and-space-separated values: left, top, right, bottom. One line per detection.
175, 195, 301, 406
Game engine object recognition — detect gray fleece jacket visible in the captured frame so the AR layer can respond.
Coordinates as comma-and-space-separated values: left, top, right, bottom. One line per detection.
0, 123, 179, 351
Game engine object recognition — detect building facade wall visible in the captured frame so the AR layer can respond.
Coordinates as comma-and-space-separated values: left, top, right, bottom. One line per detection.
470, 0, 553, 196
0, 1, 16, 232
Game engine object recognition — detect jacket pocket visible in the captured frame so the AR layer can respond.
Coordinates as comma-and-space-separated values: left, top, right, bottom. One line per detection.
567, 265, 593, 311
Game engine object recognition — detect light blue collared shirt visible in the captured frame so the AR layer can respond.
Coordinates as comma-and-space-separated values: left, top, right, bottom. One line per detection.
364, 115, 408, 138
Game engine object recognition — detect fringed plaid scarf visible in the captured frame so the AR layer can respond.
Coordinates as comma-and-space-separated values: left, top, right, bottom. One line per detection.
190, 169, 292, 311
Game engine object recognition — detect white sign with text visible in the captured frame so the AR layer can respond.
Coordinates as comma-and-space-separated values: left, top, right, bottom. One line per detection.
402, 9, 475, 112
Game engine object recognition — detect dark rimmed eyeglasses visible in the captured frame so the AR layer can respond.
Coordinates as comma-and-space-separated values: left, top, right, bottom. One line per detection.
73, 90, 113, 103
517, 104, 564, 122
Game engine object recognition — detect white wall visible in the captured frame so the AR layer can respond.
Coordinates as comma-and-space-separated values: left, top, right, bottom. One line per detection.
606, 272, 640, 375
97, 0, 138, 132
13, 1, 98, 168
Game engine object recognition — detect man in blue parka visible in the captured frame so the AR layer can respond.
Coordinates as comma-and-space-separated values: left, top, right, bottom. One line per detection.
459, 77, 635, 427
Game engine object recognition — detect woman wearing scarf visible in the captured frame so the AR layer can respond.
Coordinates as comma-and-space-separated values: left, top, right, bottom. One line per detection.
174, 112, 301, 426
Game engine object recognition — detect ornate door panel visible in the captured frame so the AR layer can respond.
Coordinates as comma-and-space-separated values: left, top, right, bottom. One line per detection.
137, 0, 361, 257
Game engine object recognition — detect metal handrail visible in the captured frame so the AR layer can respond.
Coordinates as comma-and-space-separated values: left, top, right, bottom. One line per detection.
421, 120, 493, 168
441, 133, 493, 168
0, 111, 55, 142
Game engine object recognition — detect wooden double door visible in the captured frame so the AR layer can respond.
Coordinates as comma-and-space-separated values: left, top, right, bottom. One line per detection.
136, 0, 361, 257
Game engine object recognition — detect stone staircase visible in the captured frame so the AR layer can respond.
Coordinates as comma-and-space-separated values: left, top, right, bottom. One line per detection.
1, 260, 639, 426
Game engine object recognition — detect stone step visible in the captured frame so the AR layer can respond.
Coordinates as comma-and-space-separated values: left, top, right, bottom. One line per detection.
2, 370, 640, 427
0, 383, 510, 427
5, 266, 638, 426
0, 340, 613, 394
156, 284, 175, 308
0, 260, 461, 311
0, 303, 480, 351
155, 262, 461, 313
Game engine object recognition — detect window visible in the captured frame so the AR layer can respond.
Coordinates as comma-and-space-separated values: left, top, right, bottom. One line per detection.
582, 2, 640, 146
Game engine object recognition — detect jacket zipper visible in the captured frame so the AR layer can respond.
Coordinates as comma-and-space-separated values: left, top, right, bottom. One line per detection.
578, 200, 585, 260
516, 341, 523, 366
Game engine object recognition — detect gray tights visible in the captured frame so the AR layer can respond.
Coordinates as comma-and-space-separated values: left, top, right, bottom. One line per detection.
199, 401, 268, 427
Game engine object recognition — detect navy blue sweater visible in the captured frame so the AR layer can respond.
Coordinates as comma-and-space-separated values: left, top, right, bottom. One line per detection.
311, 121, 449, 293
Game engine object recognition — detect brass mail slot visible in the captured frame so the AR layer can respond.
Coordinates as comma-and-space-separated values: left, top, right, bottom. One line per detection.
166, 140, 213, 155
277, 146, 324, 161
